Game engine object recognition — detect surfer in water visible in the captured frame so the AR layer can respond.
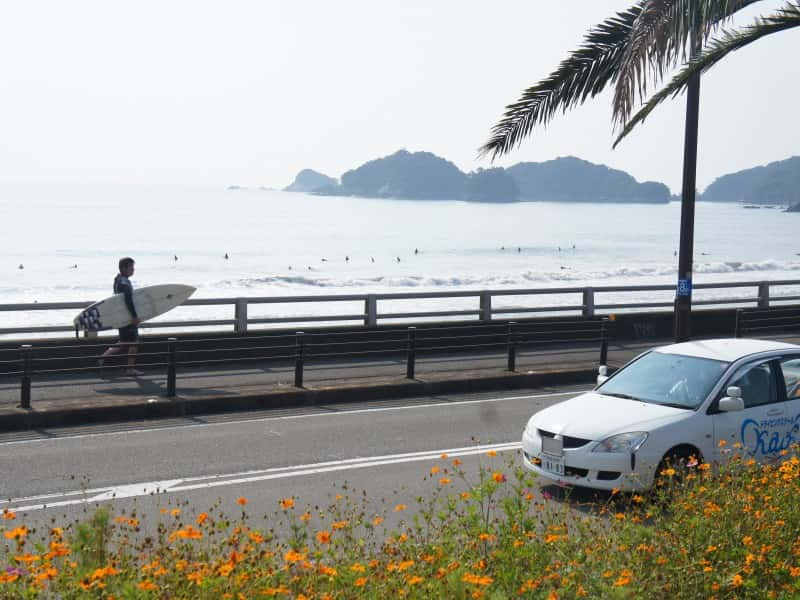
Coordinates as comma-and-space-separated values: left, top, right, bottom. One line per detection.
100, 257, 143, 376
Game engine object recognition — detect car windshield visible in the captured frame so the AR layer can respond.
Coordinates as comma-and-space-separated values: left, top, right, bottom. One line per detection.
597, 351, 729, 409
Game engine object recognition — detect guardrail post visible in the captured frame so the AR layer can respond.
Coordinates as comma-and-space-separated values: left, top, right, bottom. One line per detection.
734, 308, 743, 338
19, 344, 32, 410
365, 295, 377, 328
167, 337, 177, 397
582, 288, 595, 319
480, 291, 492, 323
757, 282, 770, 309
234, 299, 248, 334
506, 322, 516, 372
599, 318, 609, 367
294, 332, 305, 388
406, 326, 416, 379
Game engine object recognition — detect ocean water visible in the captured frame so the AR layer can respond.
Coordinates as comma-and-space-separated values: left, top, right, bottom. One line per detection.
1, 183, 798, 332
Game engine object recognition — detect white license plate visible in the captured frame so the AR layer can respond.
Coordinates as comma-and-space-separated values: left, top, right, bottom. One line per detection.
541, 453, 565, 476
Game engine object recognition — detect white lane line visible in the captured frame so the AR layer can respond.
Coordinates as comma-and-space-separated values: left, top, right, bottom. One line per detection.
0, 389, 584, 446
6, 441, 522, 513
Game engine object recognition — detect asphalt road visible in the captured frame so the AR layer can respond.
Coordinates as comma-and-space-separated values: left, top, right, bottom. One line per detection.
0, 383, 601, 533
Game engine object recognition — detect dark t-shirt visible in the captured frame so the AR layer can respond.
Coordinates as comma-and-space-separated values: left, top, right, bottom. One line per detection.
114, 274, 138, 319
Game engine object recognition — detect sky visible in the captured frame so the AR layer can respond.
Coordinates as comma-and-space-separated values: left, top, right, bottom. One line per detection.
0, 0, 796, 193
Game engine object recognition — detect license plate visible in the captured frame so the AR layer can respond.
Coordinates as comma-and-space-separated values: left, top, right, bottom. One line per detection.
541, 453, 565, 476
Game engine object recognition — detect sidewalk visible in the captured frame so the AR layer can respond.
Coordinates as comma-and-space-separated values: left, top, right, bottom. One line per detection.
0, 338, 660, 432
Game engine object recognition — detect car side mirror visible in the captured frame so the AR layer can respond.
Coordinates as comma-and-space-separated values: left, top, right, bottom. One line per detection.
596, 365, 608, 386
718, 387, 744, 412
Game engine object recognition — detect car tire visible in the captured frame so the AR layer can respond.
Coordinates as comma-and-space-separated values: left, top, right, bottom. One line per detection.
653, 446, 701, 490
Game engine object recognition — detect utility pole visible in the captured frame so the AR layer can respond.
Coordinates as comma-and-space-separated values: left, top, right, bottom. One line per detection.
674, 37, 701, 343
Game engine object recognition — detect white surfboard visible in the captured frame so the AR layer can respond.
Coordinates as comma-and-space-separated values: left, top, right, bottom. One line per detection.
73, 284, 196, 332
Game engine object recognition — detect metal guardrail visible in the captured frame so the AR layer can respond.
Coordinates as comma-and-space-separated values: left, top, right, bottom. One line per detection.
1, 319, 611, 410
0, 279, 795, 338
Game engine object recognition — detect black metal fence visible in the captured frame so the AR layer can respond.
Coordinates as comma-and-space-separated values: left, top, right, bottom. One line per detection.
734, 306, 800, 339
1, 317, 611, 410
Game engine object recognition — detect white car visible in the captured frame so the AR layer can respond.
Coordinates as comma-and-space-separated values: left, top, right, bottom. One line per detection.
521, 338, 800, 491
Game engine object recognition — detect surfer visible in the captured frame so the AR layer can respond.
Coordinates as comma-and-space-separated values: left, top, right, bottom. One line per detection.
174, 255, 178, 261
224, 253, 229, 260
18, 264, 23, 270
100, 257, 143, 376
414, 248, 419, 255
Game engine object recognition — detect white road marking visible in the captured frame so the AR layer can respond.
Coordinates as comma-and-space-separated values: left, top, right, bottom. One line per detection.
5, 441, 522, 513
0, 389, 584, 446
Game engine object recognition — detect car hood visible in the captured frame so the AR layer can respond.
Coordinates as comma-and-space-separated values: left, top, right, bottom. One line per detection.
531, 391, 690, 440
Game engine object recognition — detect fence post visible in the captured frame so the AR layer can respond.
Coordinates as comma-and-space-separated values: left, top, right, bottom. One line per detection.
582, 288, 595, 319
479, 291, 492, 323
757, 282, 770, 309
19, 344, 32, 410
294, 332, 305, 388
365, 295, 377, 328
406, 327, 416, 379
234, 299, 248, 334
734, 308, 743, 338
599, 318, 609, 367
167, 337, 177, 398
506, 322, 516, 372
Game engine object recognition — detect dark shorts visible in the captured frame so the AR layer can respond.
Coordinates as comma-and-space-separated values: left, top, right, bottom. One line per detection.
118, 325, 139, 343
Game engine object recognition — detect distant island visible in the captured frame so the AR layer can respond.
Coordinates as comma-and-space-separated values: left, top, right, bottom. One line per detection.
285, 150, 670, 203
283, 151, 800, 206
701, 156, 800, 205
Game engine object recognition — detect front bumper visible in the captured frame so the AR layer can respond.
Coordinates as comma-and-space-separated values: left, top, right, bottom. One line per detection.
521, 427, 656, 492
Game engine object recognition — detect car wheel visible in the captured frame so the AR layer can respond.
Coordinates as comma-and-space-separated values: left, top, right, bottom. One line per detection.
653, 446, 701, 490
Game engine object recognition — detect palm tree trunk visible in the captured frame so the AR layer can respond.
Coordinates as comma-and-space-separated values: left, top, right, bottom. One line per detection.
674, 35, 701, 343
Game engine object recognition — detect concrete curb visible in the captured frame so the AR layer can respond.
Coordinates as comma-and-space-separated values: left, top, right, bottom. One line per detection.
0, 367, 599, 432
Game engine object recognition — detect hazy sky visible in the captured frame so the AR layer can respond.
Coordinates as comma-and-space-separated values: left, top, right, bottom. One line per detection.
0, 1, 796, 193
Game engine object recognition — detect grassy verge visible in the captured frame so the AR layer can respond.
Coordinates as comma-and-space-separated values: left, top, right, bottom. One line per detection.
2, 445, 800, 599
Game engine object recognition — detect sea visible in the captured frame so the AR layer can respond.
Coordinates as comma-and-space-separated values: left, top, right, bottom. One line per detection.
2, 182, 799, 334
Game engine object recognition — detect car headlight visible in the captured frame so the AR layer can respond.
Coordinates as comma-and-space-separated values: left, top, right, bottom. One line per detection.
592, 432, 648, 453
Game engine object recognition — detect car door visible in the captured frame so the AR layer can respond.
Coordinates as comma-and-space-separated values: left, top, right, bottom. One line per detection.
773, 355, 800, 450
712, 359, 786, 462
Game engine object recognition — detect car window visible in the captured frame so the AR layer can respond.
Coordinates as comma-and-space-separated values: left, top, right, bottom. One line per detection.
729, 362, 777, 408
778, 357, 800, 400
596, 351, 728, 409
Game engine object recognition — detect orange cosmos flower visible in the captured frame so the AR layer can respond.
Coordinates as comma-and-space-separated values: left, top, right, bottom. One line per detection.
316, 530, 331, 544
372, 516, 384, 526
236, 497, 248, 506
394, 504, 407, 512
486, 450, 497, 457
354, 577, 368, 587
4, 526, 28, 540
440, 453, 449, 459
138, 580, 158, 591
2, 510, 16, 520
280, 497, 294, 509
430, 466, 441, 475
196, 512, 209, 525
331, 520, 348, 530
492, 472, 506, 483
439, 478, 452, 485
452, 458, 463, 466
300, 511, 312, 522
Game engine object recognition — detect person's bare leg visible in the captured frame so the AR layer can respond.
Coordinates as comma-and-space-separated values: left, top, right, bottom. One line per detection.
124, 345, 143, 376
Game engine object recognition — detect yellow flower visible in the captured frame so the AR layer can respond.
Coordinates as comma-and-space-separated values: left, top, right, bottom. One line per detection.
486, 450, 497, 457
351, 562, 366, 573
4, 526, 28, 540
718, 439, 727, 447
732, 574, 744, 587
300, 511, 312, 522
354, 577, 368, 587
394, 504, 407, 512
440, 453, 449, 459
430, 466, 441, 475
280, 498, 294, 510
2, 510, 16, 520
284, 550, 306, 563
407, 575, 424, 585
332, 520, 348, 530
372, 516, 384, 526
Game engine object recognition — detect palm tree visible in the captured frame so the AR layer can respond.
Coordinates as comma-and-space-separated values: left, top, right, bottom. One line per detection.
481, 0, 799, 341
480, 0, 792, 159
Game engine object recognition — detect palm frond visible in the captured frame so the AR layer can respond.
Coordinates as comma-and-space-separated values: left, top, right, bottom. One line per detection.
613, 0, 761, 125
478, 5, 641, 160
613, 1, 800, 147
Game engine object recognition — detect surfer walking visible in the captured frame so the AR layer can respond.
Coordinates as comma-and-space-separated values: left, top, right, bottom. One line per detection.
100, 257, 143, 376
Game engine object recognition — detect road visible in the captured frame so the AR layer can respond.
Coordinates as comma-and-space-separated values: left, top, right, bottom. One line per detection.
0, 383, 601, 532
